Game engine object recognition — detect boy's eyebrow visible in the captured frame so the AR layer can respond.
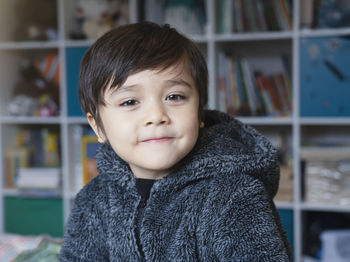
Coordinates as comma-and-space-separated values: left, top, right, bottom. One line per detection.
110, 84, 139, 95
165, 79, 193, 89
108, 79, 192, 96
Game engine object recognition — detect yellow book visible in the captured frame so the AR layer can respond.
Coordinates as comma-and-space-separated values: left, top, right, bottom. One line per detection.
81, 135, 99, 185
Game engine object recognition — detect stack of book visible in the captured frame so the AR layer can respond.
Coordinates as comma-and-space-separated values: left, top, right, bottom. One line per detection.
301, 146, 350, 206
217, 53, 292, 117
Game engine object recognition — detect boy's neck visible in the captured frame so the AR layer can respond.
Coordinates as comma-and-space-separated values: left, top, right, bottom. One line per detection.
130, 165, 171, 180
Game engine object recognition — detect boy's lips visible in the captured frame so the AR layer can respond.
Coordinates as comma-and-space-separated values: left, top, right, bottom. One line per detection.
140, 137, 174, 143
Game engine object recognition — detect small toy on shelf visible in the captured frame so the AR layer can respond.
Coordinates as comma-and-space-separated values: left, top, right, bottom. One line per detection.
8, 54, 60, 117
70, 0, 129, 40
13, 0, 58, 41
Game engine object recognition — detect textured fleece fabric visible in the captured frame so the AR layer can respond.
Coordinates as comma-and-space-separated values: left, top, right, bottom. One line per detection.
59, 110, 292, 261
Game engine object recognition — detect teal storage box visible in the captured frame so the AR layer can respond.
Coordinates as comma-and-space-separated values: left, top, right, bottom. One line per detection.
278, 209, 294, 256
66, 47, 89, 117
4, 196, 63, 238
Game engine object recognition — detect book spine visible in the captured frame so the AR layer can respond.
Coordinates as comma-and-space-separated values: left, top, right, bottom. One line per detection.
279, 0, 292, 30
241, 58, 258, 115
217, 52, 227, 112
81, 133, 99, 186
255, 74, 275, 115
256, 0, 268, 31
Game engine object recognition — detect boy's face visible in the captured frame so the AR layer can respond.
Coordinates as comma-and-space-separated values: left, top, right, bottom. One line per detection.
88, 65, 201, 179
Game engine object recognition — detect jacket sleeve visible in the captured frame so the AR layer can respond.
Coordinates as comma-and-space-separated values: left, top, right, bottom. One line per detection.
58, 187, 109, 262
198, 176, 292, 262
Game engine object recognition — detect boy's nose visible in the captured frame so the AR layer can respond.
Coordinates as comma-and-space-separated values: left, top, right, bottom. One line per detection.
144, 103, 170, 126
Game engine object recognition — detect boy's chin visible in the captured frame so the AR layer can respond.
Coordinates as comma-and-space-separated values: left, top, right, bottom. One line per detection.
129, 158, 183, 178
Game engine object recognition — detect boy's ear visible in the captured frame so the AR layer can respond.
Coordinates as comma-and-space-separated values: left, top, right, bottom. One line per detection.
87, 113, 106, 143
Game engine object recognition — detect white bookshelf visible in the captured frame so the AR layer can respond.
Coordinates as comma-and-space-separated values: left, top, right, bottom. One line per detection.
0, 0, 349, 261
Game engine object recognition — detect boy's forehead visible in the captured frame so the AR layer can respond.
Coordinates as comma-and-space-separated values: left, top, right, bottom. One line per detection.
112, 64, 194, 90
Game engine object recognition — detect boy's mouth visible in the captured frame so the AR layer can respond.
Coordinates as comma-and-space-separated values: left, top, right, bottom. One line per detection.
140, 137, 173, 143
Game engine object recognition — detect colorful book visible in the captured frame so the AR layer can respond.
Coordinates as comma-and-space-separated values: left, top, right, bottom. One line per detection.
81, 135, 99, 185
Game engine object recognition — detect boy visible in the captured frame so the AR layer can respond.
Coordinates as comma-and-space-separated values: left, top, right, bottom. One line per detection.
59, 22, 291, 261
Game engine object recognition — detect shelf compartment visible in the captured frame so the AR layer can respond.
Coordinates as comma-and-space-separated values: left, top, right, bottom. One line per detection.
301, 126, 350, 207
1, 124, 61, 192
302, 210, 350, 259
63, 0, 131, 40
0, 48, 61, 117
0, 0, 58, 42
139, 0, 207, 36
300, 0, 350, 31
216, 39, 292, 117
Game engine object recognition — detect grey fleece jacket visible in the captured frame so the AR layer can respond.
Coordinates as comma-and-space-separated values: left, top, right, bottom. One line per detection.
59, 110, 291, 261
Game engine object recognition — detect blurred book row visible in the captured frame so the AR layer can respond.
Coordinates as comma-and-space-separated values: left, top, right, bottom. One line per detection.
216, 0, 292, 34
3, 125, 100, 196
217, 52, 292, 117
4, 127, 61, 196
4, 124, 350, 207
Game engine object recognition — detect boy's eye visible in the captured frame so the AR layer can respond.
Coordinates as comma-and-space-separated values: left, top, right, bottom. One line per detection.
120, 99, 139, 107
166, 94, 185, 101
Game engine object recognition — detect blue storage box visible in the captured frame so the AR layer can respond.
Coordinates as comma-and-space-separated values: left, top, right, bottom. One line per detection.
300, 36, 350, 116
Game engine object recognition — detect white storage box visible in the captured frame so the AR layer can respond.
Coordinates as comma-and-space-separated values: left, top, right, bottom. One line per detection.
321, 230, 350, 262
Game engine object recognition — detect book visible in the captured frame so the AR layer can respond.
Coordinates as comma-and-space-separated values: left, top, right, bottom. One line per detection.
234, 0, 244, 32
4, 148, 29, 188
278, 0, 292, 30
217, 0, 233, 33
256, 0, 268, 31
274, 165, 293, 202
300, 0, 314, 28
263, 0, 281, 31
81, 134, 99, 186
255, 74, 276, 115
217, 52, 228, 112
240, 58, 258, 115
16, 167, 60, 189
72, 125, 99, 191
244, 0, 258, 32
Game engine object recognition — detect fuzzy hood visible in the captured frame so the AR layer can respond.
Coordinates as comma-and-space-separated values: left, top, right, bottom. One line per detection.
96, 109, 279, 198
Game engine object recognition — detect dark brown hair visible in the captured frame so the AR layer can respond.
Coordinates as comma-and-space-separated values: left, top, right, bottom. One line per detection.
78, 22, 208, 131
